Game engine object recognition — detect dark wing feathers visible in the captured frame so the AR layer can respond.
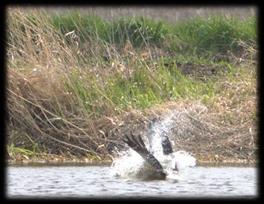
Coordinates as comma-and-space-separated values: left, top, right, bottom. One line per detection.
123, 134, 147, 155
122, 133, 164, 173
161, 135, 173, 155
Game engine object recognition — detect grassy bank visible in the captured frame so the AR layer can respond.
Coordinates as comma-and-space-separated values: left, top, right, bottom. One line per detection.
6, 8, 257, 165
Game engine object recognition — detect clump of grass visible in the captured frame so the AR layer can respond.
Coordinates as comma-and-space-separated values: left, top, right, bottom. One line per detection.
167, 15, 256, 58
108, 16, 168, 47
51, 11, 110, 43
50, 13, 169, 48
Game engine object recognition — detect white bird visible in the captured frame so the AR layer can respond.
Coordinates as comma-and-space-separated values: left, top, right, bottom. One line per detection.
120, 131, 195, 181
111, 120, 196, 181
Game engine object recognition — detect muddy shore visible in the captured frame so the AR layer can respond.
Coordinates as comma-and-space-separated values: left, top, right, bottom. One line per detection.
7, 101, 256, 167
8, 157, 256, 167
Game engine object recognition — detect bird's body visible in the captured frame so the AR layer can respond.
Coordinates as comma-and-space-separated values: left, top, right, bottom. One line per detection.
116, 132, 179, 180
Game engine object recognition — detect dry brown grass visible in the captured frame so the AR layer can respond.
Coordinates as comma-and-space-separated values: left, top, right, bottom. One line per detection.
7, 68, 257, 163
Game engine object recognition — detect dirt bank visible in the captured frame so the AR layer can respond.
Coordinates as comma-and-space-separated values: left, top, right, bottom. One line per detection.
8, 100, 257, 166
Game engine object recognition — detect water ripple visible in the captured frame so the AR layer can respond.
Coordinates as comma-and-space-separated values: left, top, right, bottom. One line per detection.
7, 166, 257, 198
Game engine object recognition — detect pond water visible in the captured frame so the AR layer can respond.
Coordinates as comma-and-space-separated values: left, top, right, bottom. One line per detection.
6, 165, 257, 198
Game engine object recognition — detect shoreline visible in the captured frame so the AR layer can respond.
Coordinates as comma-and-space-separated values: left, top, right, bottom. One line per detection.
7, 158, 256, 167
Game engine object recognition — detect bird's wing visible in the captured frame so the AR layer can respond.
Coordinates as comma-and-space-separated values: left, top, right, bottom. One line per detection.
123, 133, 164, 173
161, 135, 173, 155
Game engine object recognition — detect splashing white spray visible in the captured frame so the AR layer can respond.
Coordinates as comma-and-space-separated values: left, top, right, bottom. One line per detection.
111, 110, 196, 180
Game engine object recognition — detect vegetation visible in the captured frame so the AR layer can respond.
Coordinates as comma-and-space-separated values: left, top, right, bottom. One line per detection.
6, 8, 257, 164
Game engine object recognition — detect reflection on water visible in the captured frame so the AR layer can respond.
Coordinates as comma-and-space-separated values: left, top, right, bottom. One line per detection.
7, 166, 257, 198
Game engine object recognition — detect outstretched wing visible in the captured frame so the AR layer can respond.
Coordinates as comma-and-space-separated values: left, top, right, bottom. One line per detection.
122, 133, 165, 175
161, 135, 173, 155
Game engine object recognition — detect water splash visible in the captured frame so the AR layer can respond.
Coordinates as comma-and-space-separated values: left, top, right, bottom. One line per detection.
110, 149, 145, 179
111, 110, 196, 180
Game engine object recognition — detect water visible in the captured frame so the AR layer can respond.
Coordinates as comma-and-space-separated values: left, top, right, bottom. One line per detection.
7, 165, 257, 198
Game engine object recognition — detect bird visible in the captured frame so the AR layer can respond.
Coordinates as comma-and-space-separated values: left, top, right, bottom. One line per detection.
111, 118, 196, 181
122, 132, 178, 180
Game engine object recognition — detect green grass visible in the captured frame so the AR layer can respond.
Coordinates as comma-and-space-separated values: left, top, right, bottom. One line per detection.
167, 15, 256, 57
7, 130, 43, 159
49, 12, 256, 54
51, 14, 169, 47
51, 11, 110, 42
8, 144, 40, 158
64, 61, 217, 113
108, 16, 168, 47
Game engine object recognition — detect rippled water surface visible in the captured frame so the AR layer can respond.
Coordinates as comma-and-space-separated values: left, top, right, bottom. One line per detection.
7, 166, 257, 198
